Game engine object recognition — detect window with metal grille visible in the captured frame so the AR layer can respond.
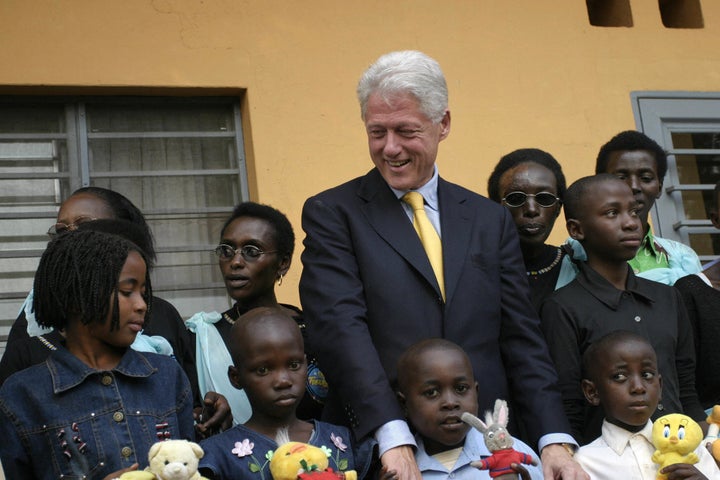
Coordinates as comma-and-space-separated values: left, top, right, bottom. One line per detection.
0, 96, 249, 355
632, 92, 720, 262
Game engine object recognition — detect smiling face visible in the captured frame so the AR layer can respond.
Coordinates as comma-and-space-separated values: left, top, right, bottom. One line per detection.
604, 150, 662, 227
228, 312, 307, 424
219, 216, 290, 309
498, 162, 561, 255
365, 91, 450, 191
582, 337, 662, 431
398, 345, 478, 455
89, 250, 148, 348
568, 179, 643, 265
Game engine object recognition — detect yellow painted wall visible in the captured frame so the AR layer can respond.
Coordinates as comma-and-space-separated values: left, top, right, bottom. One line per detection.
2, 0, 719, 306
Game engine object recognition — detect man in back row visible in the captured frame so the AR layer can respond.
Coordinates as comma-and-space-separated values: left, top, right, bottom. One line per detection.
300, 50, 588, 479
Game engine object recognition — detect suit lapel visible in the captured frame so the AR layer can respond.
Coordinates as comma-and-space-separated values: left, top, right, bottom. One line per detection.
438, 178, 473, 305
358, 170, 441, 296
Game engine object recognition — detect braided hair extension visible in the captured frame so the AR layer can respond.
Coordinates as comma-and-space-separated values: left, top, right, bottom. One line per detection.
33, 230, 153, 332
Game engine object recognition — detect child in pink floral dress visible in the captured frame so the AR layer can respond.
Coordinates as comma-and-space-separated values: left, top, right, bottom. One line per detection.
199, 307, 374, 479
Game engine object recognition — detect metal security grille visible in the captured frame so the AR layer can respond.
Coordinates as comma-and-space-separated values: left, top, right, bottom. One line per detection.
0, 96, 248, 355
632, 92, 720, 262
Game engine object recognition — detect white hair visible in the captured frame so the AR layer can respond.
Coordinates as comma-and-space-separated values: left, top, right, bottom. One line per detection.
356, 50, 448, 124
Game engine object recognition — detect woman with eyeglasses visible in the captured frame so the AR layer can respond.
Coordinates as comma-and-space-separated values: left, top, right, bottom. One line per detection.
186, 202, 326, 425
0, 187, 231, 438
487, 149, 568, 312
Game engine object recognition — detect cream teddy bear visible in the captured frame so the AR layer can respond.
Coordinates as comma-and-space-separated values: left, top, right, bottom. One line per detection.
120, 439, 208, 480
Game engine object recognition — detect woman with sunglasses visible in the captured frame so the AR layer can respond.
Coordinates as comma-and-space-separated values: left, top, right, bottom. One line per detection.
487, 149, 568, 312
186, 202, 326, 425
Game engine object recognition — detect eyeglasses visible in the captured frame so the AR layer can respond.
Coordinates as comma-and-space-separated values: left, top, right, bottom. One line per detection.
47, 216, 98, 236
501, 191, 560, 208
214, 244, 277, 262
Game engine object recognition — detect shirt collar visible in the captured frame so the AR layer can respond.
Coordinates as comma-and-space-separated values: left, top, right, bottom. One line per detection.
47, 346, 157, 393
643, 230, 660, 255
576, 262, 657, 309
414, 428, 491, 472
390, 165, 440, 212
601, 419, 653, 456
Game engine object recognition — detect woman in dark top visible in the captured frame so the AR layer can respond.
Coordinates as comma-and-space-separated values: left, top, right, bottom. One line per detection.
487, 148, 568, 312
187, 202, 326, 424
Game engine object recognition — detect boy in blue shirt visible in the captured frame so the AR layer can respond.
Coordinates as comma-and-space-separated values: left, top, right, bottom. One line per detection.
394, 338, 542, 480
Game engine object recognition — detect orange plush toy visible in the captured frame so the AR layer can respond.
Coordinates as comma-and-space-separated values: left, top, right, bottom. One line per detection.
704, 405, 720, 462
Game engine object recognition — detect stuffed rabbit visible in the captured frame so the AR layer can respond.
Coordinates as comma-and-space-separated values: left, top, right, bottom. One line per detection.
461, 399, 537, 478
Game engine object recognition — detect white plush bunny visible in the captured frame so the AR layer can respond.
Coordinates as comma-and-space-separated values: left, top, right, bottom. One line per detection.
461, 399, 537, 477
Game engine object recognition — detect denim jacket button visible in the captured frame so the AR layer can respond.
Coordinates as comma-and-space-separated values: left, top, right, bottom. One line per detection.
113, 411, 125, 422
121, 446, 133, 458
101, 375, 113, 386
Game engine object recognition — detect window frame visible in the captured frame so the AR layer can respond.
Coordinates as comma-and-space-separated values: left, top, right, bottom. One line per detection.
631, 91, 720, 261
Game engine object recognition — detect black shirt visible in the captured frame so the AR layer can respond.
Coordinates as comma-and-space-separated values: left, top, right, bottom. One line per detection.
539, 261, 703, 444
674, 273, 720, 409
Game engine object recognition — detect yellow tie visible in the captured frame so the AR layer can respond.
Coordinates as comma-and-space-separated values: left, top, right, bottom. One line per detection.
403, 191, 445, 300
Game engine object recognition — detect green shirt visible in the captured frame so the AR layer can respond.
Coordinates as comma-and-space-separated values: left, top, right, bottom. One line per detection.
629, 230, 670, 274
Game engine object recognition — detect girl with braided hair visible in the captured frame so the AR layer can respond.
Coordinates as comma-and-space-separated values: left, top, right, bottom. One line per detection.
0, 229, 195, 480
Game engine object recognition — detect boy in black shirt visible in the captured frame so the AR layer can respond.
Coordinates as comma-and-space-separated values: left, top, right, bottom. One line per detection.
539, 174, 704, 444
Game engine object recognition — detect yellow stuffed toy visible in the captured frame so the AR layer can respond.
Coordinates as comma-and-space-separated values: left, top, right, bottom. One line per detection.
269, 441, 357, 480
119, 439, 209, 480
651, 413, 703, 480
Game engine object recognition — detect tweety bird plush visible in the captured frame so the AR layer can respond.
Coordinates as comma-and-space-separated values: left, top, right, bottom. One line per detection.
651, 413, 703, 480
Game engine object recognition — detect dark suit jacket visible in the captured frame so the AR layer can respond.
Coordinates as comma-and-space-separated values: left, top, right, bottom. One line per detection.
299, 168, 570, 447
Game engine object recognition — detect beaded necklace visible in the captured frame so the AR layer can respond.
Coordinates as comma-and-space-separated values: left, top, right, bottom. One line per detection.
527, 247, 563, 277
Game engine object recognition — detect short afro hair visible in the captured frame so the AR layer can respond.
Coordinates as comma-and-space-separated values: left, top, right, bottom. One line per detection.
487, 148, 567, 203
563, 173, 627, 221
595, 131, 668, 181
582, 330, 654, 384
220, 202, 295, 260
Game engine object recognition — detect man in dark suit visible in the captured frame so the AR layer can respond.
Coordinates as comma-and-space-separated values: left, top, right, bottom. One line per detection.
300, 50, 588, 480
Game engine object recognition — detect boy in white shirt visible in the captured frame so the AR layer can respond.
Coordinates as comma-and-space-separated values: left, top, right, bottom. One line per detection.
575, 331, 719, 479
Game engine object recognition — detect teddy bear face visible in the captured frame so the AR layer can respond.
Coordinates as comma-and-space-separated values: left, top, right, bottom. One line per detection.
148, 440, 204, 480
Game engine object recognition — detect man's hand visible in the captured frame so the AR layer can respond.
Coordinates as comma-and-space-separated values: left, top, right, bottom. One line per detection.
541, 444, 589, 480
194, 391, 233, 439
381, 445, 422, 480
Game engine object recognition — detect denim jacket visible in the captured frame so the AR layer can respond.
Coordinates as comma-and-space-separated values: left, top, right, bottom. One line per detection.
0, 346, 195, 479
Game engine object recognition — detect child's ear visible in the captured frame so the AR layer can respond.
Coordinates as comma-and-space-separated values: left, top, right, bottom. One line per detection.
581, 379, 600, 406
567, 218, 584, 241
228, 365, 243, 390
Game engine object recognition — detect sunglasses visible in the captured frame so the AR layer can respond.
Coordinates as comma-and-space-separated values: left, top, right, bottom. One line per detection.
47, 216, 98, 236
501, 191, 560, 208
214, 244, 277, 262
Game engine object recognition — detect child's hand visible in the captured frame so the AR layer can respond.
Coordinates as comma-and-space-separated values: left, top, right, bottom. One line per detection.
493, 463, 531, 480
380, 465, 399, 480
102, 462, 140, 480
705, 440, 720, 470
194, 391, 233, 439
660, 463, 709, 480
